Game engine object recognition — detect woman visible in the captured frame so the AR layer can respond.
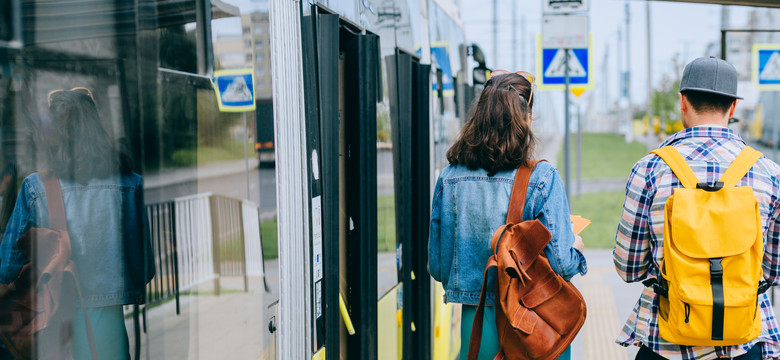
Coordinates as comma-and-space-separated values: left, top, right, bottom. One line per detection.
0, 88, 154, 359
427, 71, 587, 360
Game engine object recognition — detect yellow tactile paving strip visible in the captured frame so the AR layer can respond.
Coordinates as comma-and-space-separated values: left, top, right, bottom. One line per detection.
580, 267, 630, 360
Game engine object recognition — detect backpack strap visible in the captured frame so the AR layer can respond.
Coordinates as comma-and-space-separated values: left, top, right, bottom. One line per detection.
650, 146, 699, 189
42, 175, 67, 231
718, 146, 763, 188
41, 174, 100, 360
506, 160, 543, 225
466, 252, 498, 360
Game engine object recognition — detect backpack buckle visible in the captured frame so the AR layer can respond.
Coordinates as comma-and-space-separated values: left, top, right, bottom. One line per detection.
709, 258, 723, 278
697, 182, 724, 192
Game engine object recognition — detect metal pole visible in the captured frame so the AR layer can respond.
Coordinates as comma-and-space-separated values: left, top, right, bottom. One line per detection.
721, 6, 730, 61
493, 0, 498, 66
774, 92, 779, 160
244, 112, 250, 200
618, 26, 624, 133
512, 0, 517, 70
625, 2, 631, 106
577, 104, 582, 199
646, 0, 653, 149
564, 49, 572, 207
521, 15, 526, 69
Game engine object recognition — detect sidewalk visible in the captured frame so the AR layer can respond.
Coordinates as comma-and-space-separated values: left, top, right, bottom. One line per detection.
574, 249, 780, 360
573, 249, 642, 360
144, 158, 259, 189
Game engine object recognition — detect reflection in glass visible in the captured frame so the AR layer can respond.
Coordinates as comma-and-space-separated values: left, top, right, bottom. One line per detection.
377, 62, 398, 300
0, 89, 154, 360
0, 1, 278, 359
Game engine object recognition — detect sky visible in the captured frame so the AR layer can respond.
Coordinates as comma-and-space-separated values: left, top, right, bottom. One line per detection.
211, 0, 776, 121
459, 0, 761, 114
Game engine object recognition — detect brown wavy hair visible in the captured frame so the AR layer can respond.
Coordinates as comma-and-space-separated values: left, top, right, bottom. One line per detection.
39, 89, 133, 183
446, 73, 536, 176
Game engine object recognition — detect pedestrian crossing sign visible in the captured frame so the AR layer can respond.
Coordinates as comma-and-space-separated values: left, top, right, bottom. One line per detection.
753, 44, 780, 91
212, 69, 256, 112
537, 35, 593, 90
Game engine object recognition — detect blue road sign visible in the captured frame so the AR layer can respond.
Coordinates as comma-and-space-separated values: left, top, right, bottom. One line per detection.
431, 43, 455, 97
754, 44, 780, 91
537, 36, 592, 90
212, 69, 256, 112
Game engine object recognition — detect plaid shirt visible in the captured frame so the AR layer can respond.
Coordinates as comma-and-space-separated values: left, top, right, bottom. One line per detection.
614, 126, 780, 360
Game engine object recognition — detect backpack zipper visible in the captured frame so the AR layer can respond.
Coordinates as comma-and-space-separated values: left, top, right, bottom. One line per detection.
684, 303, 691, 323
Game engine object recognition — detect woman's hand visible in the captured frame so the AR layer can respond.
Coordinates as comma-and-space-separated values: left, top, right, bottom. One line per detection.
573, 235, 584, 252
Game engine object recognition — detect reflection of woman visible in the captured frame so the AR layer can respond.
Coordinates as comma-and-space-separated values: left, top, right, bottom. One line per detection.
0, 88, 154, 359
427, 71, 587, 360
0, 155, 17, 235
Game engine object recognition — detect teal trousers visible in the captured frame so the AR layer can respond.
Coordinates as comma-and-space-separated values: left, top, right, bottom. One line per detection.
460, 304, 572, 360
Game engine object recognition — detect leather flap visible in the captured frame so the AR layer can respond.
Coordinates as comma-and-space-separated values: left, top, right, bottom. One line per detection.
505, 220, 551, 268
510, 306, 539, 335
521, 272, 563, 308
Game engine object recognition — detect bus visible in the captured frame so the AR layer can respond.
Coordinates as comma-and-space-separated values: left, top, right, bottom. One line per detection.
0, 0, 480, 359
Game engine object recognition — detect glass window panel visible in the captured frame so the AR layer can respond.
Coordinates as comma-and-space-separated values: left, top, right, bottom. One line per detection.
0, 2, 278, 360
377, 60, 398, 299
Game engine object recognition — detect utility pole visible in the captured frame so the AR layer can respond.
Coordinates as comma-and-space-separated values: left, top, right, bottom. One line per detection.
625, 3, 631, 107
618, 26, 625, 138
646, 0, 653, 149
603, 44, 609, 111
564, 50, 572, 207
720, 6, 730, 59
521, 15, 526, 70
493, 0, 498, 66
512, 0, 517, 70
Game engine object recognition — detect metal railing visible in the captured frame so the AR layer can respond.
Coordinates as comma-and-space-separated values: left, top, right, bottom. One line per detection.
146, 201, 181, 312
142, 193, 265, 312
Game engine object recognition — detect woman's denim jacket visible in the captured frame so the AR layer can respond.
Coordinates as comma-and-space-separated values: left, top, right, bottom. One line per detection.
428, 162, 587, 306
0, 172, 155, 307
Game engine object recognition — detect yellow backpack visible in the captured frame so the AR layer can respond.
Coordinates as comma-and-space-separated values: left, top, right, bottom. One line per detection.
650, 145, 767, 346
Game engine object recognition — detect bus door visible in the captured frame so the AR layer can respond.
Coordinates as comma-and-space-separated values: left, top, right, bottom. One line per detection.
302, 5, 380, 359
386, 49, 432, 360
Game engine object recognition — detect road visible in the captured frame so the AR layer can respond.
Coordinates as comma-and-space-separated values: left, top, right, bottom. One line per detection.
145, 166, 278, 217
144, 149, 401, 214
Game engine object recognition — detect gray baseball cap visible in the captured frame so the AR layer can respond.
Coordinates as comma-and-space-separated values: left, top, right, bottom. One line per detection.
679, 56, 743, 100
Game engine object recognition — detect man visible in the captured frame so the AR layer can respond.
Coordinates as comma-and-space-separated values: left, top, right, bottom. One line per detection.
614, 57, 780, 359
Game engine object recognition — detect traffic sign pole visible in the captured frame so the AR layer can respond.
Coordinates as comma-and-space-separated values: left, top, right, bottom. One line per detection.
541, 1, 590, 207
564, 49, 571, 207
244, 112, 250, 200
577, 103, 582, 199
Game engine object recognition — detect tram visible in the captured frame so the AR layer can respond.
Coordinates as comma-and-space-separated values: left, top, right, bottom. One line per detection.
0, 0, 480, 359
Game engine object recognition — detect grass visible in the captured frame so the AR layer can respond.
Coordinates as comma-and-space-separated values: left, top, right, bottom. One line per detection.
378, 194, 397, 253
258, 195, 395, 259
557, 132, 648, 180
569, 189, 625, 249
261, 218, 279, 259
171, 140, 256, 167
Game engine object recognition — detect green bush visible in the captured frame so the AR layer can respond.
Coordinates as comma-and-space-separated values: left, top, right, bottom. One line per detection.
171, 148, 197, 166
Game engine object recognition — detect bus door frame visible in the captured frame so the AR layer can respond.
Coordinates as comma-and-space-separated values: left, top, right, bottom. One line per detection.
302, 4, 380, 359
387, 49, 432, 360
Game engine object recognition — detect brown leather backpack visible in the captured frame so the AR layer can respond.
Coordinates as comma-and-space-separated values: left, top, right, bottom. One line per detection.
0, 175, 98, 360
467, 161, 586, 360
